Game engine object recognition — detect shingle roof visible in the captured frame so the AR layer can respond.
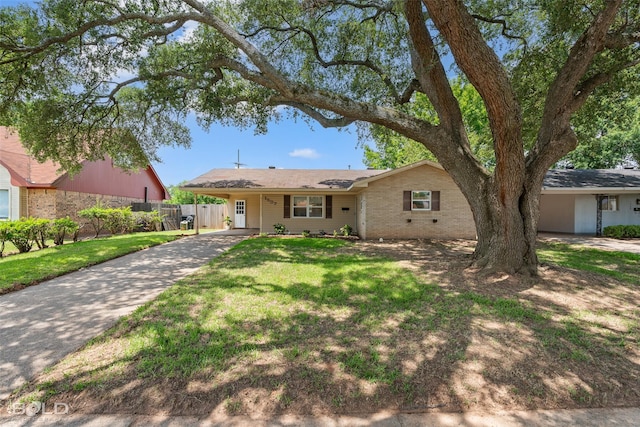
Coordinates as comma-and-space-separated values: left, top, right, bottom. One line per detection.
183, 168, 387, 190
543, 169, 640, 189
183, 162, 640, 194
0, 127, 168, 198
0, 126, 62, 186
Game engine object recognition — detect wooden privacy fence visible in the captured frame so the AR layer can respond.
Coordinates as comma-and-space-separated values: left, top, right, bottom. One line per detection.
180, 204, 227, 229
131, 203, 182, 230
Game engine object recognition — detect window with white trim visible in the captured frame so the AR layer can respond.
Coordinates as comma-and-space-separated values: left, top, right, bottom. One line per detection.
292, 195, 324, 218
600, 195, 618, 211
411, 191, 431, 210
0, 189, 8, 219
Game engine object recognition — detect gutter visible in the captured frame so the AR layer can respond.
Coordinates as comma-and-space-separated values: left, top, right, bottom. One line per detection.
541, 187, 640, 194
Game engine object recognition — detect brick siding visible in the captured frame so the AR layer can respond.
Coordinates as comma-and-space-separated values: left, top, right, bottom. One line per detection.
27, 189, 147, 234
359, 165, 476, 239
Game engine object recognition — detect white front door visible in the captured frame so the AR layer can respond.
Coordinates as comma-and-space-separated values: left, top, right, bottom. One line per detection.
235, 200, 246, 228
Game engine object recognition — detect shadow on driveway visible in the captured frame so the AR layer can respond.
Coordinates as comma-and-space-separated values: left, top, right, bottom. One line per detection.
0, 233, 245, 400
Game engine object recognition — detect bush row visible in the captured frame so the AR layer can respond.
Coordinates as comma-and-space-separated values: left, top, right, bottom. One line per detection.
78, 206, 163, 237
0, 217, 79, 256
0, 206, 164, 256
602, 225, 640, 239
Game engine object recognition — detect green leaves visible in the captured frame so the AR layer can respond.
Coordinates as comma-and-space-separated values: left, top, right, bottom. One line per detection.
166, 182, 224, 204
364, 80, 495, 169
2, 0, 637, 174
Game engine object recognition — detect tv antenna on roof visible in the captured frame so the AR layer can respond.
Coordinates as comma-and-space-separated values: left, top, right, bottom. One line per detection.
232, 149, 247, 169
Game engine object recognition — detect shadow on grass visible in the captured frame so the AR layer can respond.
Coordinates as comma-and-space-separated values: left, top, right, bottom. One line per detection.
537, 242, 640, 285
9, 238, 640, 416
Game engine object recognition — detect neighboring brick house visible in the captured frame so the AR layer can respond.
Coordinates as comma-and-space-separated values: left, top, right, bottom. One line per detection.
0, 126, 169, 223
181, 160, 477, 239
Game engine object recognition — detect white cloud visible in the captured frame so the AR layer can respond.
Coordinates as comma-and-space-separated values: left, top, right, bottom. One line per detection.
289, 148, 320, 159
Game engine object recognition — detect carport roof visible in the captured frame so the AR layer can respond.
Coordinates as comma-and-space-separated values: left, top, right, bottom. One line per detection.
543, 169, 640, 190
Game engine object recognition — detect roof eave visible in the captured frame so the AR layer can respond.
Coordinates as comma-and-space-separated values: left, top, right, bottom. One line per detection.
180, 186, 354, 195
145, 164, 170, 200
542, 187, 640, 194
0, 154, 64, 187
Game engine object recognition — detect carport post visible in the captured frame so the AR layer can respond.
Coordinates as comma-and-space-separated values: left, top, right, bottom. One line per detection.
194, 192, 199, 235
595, 194, 603, 237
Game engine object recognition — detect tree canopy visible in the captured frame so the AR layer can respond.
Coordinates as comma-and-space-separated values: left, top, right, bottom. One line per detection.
1, 0, 638, 275
166, 183, 225, 205
564, 96, 640, 168
363, 79, 494, 169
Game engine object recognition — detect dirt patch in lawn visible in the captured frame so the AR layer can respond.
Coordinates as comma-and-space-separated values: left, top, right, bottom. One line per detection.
6, 238, 640, 418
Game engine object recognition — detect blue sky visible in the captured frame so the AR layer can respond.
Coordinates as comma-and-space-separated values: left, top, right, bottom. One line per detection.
2, 0, 370, 186
152, 115, 367, 186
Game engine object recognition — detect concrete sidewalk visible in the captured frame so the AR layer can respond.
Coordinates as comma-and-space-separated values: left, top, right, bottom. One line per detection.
0, 233, 246, 400
1, 407, 639, 426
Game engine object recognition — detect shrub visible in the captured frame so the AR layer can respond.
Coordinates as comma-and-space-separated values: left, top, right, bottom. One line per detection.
49, 217, 80, 245
104, 207, 134, 235
133, 210, 163, 232
273, 223, 287, 235
0, 221, 9, 257
6, 218, 38, 253
78, 204, 109, 237
340, 224, 353, 236
603, 225, 640, 239
31, 218, 52, 250
302, 229, 311, 237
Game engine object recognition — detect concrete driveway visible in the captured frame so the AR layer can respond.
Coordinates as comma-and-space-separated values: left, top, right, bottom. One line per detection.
0, 233, 245, 400
538, 232, 640, 254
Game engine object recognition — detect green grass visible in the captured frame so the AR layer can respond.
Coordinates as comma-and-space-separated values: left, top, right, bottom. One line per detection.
12, 237, 640, 414
2, 238, 68, 257
537, 241, 640, 284
0, 231, 185, 292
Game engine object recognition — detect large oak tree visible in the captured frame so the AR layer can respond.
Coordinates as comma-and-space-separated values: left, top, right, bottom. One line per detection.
1, 0, 639, 274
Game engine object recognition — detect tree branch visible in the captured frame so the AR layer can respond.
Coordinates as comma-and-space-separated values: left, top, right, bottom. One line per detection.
0, 11, 198, 64
571, 58, 640, 113
182, 0, 296, 96
399, 79, 421, 104
530, 0, 624, 169
100, 70, 196, 101
405, 0, 464, 132
422, 0, 521, 192
471, 13, 528, 51
270, 99, 356, 128
604, 29, 640, 49
242, 23, 405, 103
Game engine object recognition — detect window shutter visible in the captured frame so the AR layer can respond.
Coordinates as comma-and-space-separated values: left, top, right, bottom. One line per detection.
403, 191, 412, 211
326, 195, 332, 219
284, 195, 290, 218
432, 191, 440, 211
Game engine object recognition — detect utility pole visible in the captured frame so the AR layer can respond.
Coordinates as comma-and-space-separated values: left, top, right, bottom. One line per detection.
232, 149, 246, 169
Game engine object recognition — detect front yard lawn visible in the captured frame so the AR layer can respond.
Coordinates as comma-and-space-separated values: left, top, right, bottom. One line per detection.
538, 241, 640, 285
0, 231, 185, 294
11, 237, 639, 416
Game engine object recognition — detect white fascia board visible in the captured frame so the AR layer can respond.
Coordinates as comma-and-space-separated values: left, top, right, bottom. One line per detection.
541, 187, 640, 194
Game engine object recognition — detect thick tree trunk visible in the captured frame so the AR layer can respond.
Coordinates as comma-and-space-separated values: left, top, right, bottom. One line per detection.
466, 181, 537, 276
